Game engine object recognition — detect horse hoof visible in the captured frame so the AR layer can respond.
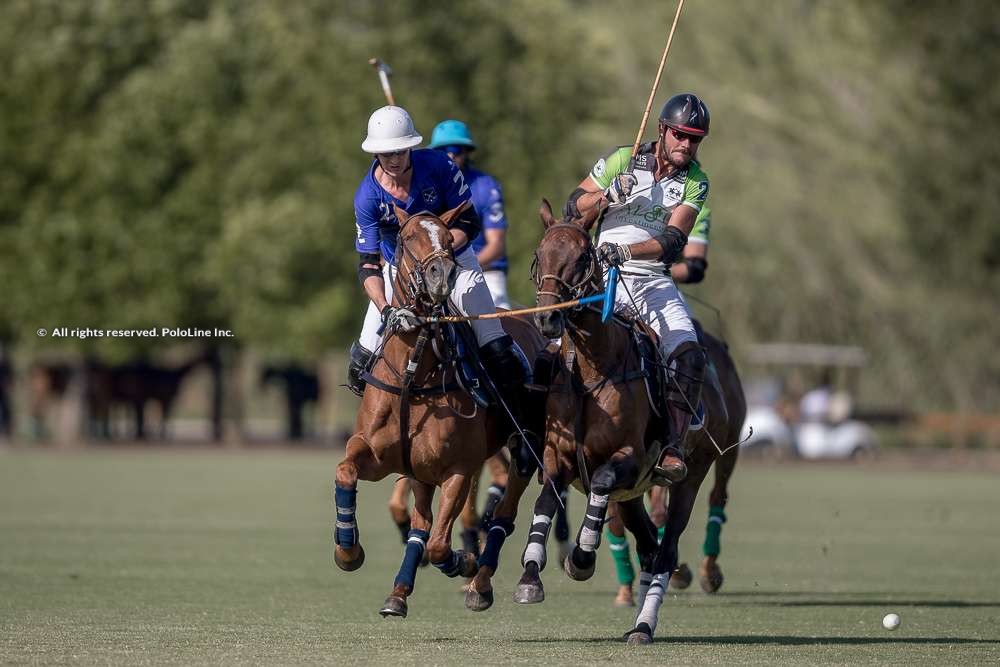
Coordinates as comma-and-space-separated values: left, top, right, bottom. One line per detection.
379, 595, 408, 618
563, 549, 596, 582
625, 630, 653, 646
699, 560, 724, 593
334, 544, 365, 572
670, 563, 693, 590
513, 582, 545, 604
465, 587, 494, 612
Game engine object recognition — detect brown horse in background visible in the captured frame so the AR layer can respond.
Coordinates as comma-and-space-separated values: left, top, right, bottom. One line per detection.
334, 204, 546, 619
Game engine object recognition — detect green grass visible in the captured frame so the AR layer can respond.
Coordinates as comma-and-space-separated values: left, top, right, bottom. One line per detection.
1, 448, 999, 665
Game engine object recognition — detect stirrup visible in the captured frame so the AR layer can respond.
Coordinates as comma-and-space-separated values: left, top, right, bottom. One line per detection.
651, 443, 687, 486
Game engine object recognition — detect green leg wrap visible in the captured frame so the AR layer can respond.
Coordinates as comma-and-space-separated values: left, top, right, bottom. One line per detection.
606, 530, 635, 586
703, 505, 727, 557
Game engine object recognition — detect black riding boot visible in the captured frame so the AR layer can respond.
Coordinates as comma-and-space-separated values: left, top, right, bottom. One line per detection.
479, 335, 541, 477
346, 341, 374, 397
652, 343, 706, 486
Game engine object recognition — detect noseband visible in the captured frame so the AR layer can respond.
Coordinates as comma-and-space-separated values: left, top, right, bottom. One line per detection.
394, 214, 455, 307
531, 222, 600, 304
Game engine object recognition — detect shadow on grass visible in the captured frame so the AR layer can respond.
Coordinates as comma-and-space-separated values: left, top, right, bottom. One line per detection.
517, 636, 1000, 646
568, 589, 1000, 608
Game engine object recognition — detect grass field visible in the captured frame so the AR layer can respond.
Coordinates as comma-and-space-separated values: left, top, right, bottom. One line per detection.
2, 447, 999, 665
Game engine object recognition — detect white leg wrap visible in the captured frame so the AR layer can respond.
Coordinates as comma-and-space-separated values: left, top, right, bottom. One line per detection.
634, 572, 669, 634
634, 570, 653, 610
523, 513, 552, 567
578, 492, 609, 553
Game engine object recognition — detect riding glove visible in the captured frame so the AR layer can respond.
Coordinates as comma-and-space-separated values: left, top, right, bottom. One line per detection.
604, 172, 637, 205
598, 242, 631, 268
380, 305, 421, 334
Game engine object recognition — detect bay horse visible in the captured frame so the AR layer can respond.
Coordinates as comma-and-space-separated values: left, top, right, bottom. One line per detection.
508, 201, 742, 644
608, 328, 745, 601
334, 203, 546, 619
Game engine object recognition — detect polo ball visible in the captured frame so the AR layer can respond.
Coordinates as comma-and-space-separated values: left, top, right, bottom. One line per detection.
882, 613, 900, 630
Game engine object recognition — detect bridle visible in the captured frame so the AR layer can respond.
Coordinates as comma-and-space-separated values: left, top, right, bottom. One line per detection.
392, 213, 456, 310
531, 222, 601, 305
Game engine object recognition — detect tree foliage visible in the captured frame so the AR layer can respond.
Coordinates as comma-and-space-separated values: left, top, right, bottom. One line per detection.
0, 0, 996, 409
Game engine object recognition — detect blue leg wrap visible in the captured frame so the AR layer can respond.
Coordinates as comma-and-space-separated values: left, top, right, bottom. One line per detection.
478, 517, 514, 571
334, 484, 358, 548
394, 528, 430, 591
432, 549, 463, 578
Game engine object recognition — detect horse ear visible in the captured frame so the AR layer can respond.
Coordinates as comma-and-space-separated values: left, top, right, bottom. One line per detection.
539, 199, 557, 228
439, 200, 471, 227
393, 204, 410, 225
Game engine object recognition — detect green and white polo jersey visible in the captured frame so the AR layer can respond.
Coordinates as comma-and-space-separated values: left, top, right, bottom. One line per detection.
590, 145, 709, 276
690, 204, 710, 246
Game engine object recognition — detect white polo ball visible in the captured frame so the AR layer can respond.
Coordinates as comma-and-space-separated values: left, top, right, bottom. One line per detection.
882, 613, 901, 630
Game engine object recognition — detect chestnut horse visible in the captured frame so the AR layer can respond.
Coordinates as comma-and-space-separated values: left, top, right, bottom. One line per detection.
333, 204, 546, 619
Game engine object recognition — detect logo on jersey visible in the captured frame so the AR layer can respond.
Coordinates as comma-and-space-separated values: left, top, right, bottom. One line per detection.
666, 184, 683, 200
632, 153, 652, 170
593, 158, 606, 178
422, 188, 438, 206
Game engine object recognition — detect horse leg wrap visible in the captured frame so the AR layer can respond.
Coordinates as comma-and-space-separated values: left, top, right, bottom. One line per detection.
633, 572, 669, 635
522, 513, 553, 571
607, 531, 635, 586
479, 484, 505, 531
432, 549, 464, 578
577, 492, 609, 553
635, 570, 653, 609
554, 489, 570, 542
478, 517, 514, 571
393, 529, 429, 591
334, 484, 358, 549
703, 505, 727, 557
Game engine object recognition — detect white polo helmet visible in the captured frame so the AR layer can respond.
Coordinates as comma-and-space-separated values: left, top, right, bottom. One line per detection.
361, 106, 423, 153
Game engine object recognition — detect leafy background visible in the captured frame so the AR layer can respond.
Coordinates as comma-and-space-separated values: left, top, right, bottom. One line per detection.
1, 0, 996, 412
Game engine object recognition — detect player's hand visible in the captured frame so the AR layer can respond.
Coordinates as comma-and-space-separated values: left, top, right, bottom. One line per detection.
381, 305, 420, 334
598, 242, 631, 267
604, 172, 637, 205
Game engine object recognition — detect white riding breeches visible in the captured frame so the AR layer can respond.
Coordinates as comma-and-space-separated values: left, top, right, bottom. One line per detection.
483, 270, 512, 309
612, 272, 697, 358
358, 247, 507, 352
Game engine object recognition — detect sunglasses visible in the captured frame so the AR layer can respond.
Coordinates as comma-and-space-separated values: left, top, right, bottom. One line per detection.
378, 149, 409, 158
668, 128, 704, 144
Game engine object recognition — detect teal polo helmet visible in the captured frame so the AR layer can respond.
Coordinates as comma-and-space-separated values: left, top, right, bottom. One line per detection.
427, 119, 476, 150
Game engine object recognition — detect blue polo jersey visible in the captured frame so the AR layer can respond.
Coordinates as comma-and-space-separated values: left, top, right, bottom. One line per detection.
466, 166, 509, 273
353, 149, 474, 263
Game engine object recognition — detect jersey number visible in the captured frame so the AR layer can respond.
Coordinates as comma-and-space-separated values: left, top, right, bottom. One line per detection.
453, 169, 470, 196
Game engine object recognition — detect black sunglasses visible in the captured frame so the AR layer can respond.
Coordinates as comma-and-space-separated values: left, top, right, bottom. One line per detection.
668, 127, 704, 144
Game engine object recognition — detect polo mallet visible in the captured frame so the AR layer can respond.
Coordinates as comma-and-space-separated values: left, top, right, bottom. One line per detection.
368, 57, 395, 105
599, 0, 685, 321
630, 0, 686, 159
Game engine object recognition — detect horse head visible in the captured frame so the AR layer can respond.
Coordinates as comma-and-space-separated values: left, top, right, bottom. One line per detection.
531, 199, 601, 338
392, 203, 463, 307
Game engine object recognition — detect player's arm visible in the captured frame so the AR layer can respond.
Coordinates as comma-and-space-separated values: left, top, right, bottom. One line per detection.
564, 146, 633, 230
355, 197, 388, 311
442, 159, 480, 251
477, 184, 508, 267
670, 243, 708, 284
477, 229, 505, 267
